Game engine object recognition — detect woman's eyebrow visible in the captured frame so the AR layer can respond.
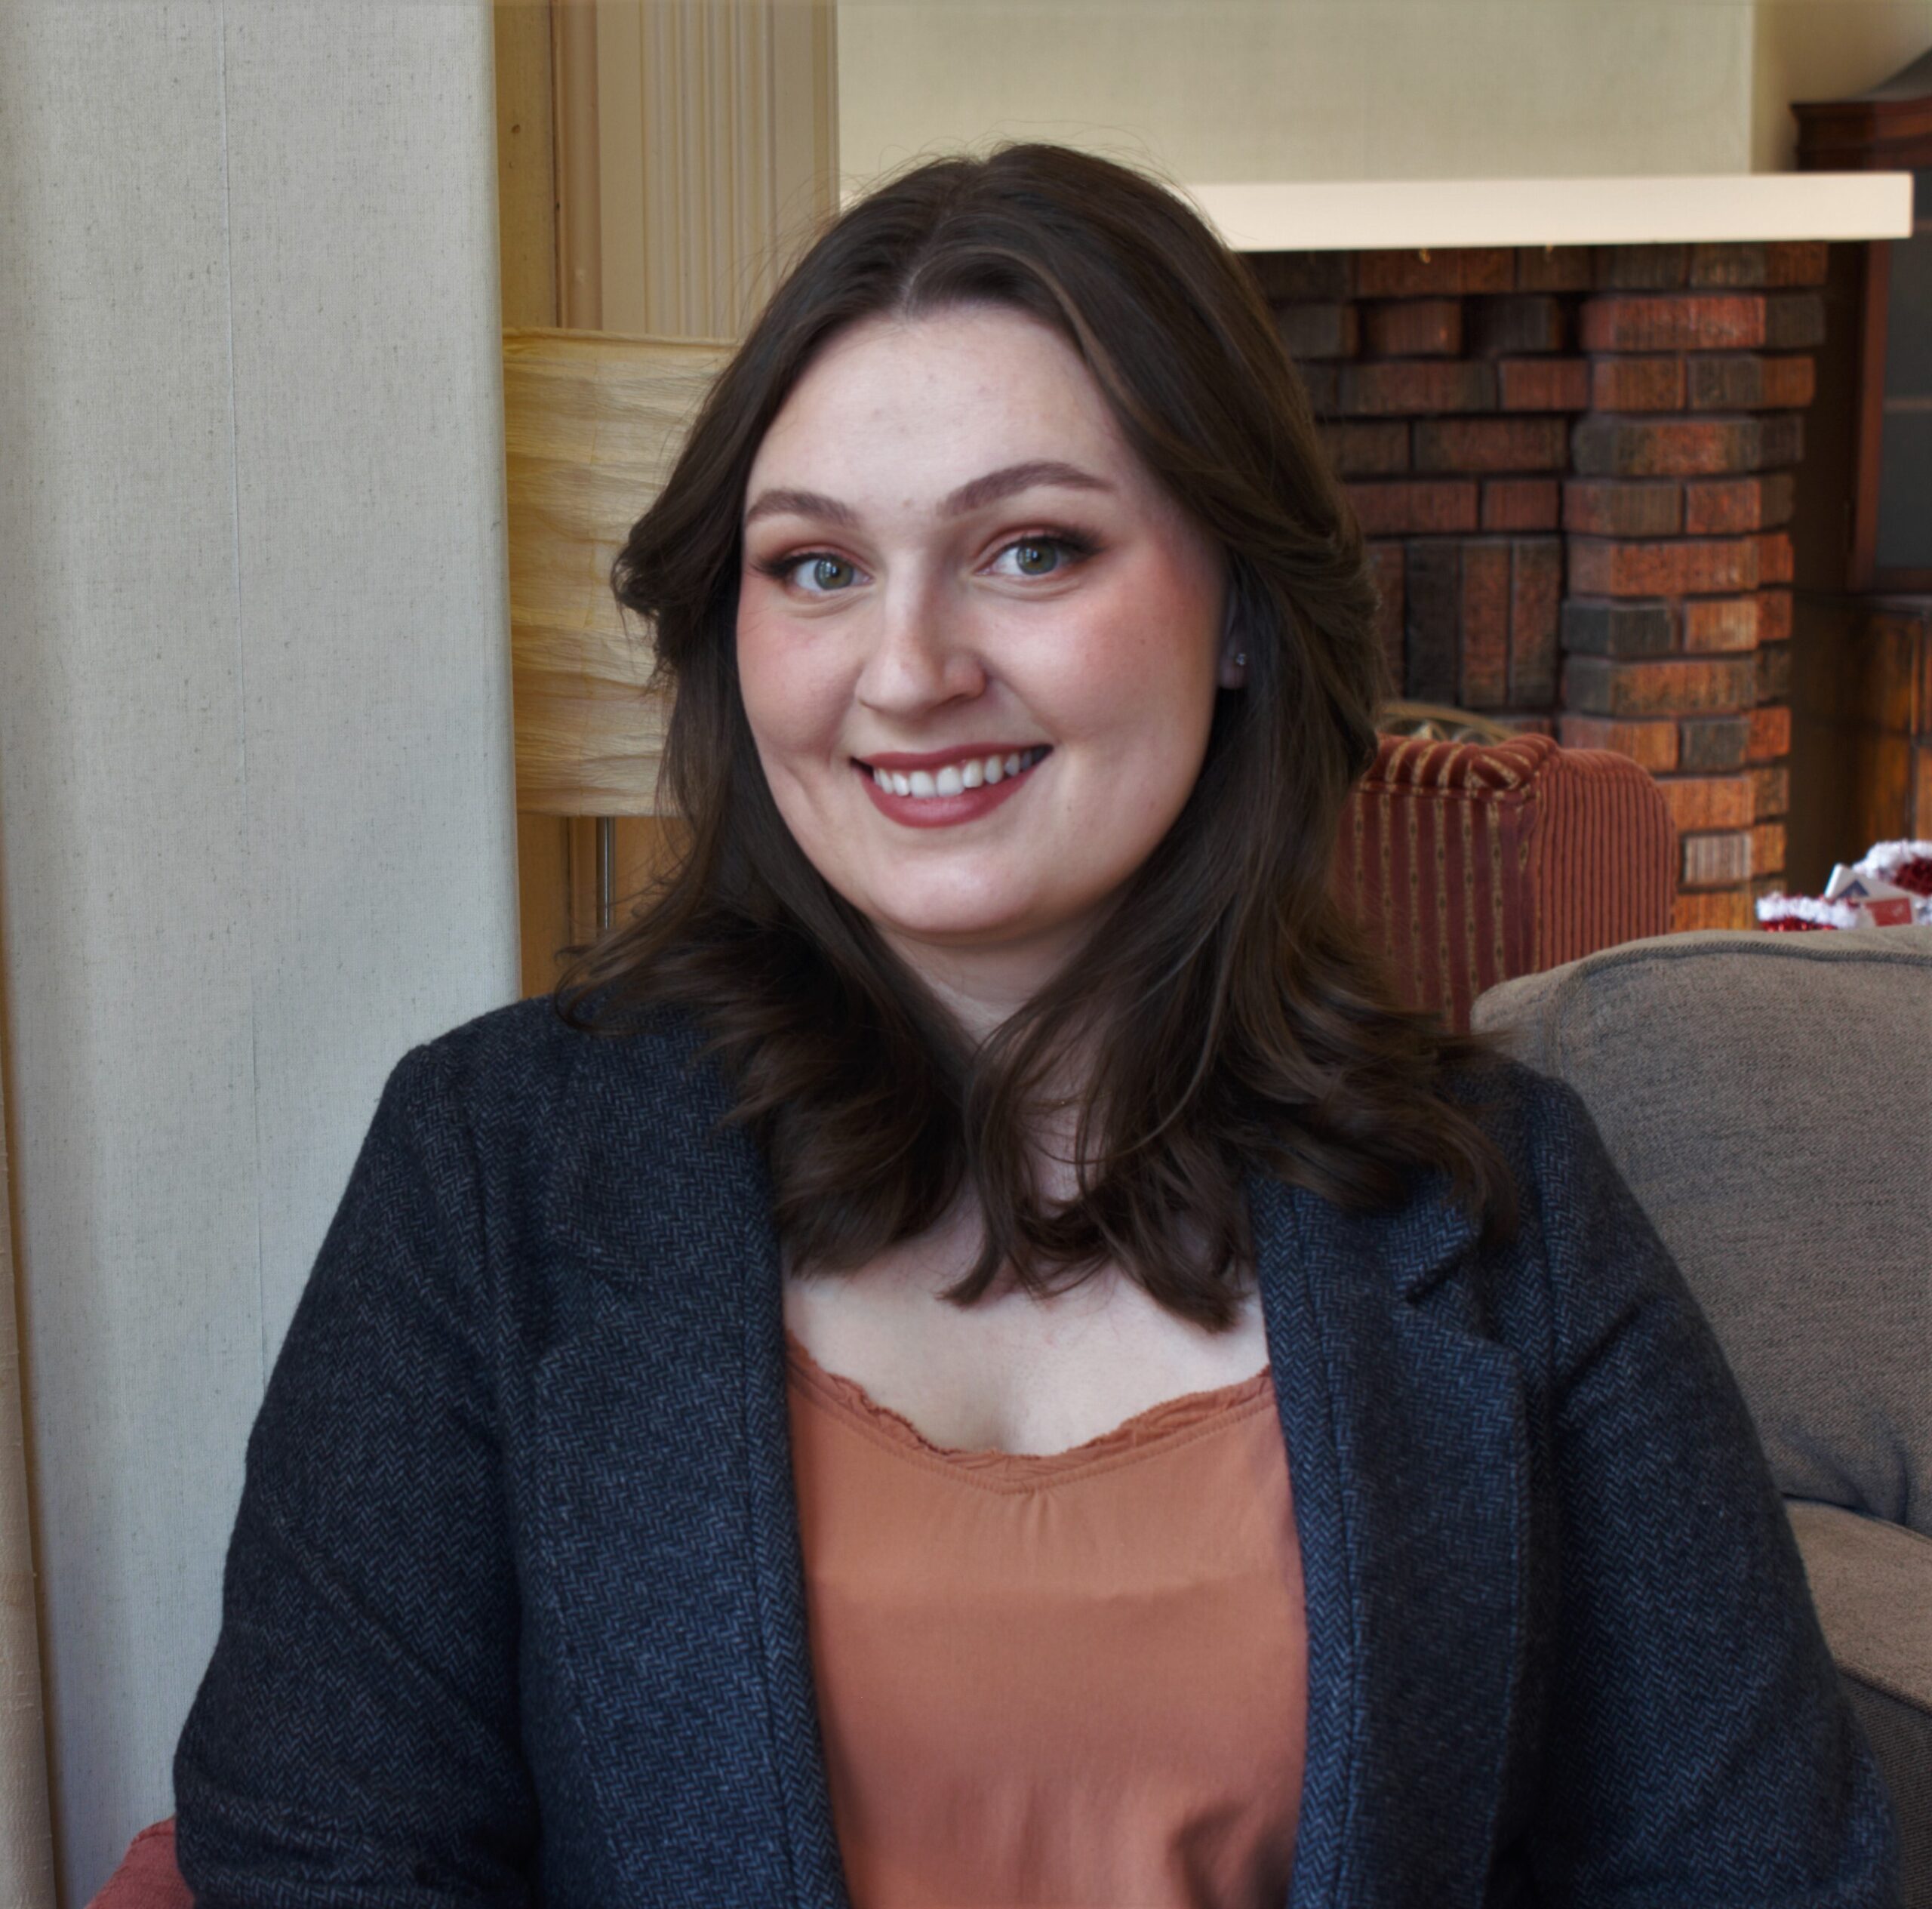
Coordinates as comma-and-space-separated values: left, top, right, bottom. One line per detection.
742, 459, 1113, 531
943, 459, 1113, 516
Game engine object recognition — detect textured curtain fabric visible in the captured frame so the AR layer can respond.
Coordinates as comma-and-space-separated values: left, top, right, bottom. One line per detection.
0, 4, 516, 1895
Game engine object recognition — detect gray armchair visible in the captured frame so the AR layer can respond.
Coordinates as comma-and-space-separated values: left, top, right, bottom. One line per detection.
1474, 925, 1931, 1906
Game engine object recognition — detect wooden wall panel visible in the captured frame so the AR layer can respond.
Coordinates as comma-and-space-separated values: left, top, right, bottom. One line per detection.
495, 4, 560, 333
515, 2, 836, 999
592, 0, 838, 340
0, 1007, 54, 1907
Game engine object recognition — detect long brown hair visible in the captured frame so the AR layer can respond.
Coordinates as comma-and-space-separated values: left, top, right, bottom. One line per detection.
555, 141, 1515, 1331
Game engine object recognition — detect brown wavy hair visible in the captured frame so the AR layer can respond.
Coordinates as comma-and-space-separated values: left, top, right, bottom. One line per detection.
554, 140, 1516, 1331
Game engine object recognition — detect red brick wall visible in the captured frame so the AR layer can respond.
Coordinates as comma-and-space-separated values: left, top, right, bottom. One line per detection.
1251, 240, 1826, 933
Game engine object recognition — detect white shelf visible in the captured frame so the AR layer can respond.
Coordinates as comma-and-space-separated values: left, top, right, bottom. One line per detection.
1183, 174, 1913, 254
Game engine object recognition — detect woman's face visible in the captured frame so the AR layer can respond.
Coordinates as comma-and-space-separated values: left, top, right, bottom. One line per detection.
736, 303, 1239, 1008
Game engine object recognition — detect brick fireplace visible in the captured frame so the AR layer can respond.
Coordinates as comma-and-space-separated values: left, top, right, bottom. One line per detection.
1248, 240, 1827, 933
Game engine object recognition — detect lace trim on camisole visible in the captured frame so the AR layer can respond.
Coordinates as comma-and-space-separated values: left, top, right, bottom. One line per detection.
783, 1326, 1275, 1491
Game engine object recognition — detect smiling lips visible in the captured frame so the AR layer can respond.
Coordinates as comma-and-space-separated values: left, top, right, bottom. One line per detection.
855, 744, 1051, 827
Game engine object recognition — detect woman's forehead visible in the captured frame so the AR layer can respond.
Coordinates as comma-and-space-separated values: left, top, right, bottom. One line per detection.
744, 306, 1146, 516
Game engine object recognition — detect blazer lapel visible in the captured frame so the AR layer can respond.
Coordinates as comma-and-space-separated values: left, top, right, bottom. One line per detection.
737, 1170, 858, 1909
536, 1042, 853, 1908
1254, 1168, 1531, 1909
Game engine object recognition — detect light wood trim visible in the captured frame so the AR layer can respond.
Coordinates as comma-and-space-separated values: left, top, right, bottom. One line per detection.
498, 4, 568, 995
493, 5, 560, 331
553, 0, 603, 330
517, 810, 572, 997
0, 965, 55, 1907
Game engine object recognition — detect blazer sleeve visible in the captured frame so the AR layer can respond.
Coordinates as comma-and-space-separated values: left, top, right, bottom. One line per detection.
173, 1041, 537, 1904
1521, 1073, 1903, 1907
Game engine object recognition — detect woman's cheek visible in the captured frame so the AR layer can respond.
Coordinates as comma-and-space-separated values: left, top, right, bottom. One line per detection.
1045, 599, 1211, 744
737, 610, 817, 759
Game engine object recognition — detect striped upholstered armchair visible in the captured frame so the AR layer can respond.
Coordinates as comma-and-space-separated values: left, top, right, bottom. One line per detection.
1335, 728, 1677, 1031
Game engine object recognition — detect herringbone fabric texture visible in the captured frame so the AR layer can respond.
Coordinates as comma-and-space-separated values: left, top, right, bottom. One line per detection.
1334, 732, 1676, 1031
168, 996, 1901, 1907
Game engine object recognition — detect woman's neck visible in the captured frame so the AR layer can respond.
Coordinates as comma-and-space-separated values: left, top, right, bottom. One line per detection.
875, 918, 1084, 1046
869, 919, 1108, 1209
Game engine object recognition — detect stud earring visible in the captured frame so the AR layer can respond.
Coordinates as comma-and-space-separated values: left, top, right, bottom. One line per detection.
1235, 651, 1247, 667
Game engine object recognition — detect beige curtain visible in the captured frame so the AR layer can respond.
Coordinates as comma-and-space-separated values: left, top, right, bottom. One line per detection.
0, 1082, 54, 1907
0, 4, 518, 1898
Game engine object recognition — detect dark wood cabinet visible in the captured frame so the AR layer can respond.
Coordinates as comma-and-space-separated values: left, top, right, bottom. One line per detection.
1796, 52, 1932, 594
1788, 54, 1932, 876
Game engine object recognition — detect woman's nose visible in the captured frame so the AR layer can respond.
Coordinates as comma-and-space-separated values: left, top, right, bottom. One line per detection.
854, 578, 987, 715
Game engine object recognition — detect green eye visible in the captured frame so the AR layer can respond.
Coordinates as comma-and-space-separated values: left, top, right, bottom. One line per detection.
808, 556, 854, 590
1012, 540, 1060, 575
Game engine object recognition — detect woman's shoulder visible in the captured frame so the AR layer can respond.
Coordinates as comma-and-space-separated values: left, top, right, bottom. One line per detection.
1437, 1045, 1621, 1182
386, 990, 734, 1157
1431, 1044, 1689, 1369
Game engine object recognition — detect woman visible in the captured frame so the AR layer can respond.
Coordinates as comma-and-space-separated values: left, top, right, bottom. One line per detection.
172, 143, 1900, 1906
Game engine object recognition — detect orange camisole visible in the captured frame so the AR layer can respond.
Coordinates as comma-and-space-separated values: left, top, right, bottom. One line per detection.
784, 1327, 1309, 1909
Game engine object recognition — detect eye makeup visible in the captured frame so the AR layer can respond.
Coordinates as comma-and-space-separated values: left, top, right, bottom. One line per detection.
747, 527, 1103, 596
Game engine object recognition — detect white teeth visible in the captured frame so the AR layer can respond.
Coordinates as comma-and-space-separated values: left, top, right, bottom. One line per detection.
870, 747, 1047, 799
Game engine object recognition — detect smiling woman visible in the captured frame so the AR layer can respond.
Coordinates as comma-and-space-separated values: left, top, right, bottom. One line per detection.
553, 144, 1518, 1344
171, 142, 1900, 1909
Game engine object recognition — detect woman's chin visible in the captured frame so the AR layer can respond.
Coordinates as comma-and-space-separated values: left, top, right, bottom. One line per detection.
872, 907, 1041, 954
867, 898, 1103, 978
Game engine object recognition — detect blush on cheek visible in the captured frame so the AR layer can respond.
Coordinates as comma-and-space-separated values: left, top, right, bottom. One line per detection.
1055, 611, 1220, 771
735, 620, 834, 763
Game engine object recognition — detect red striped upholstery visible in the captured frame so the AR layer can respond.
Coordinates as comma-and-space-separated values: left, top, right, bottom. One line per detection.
1334, 731, 1677, 1032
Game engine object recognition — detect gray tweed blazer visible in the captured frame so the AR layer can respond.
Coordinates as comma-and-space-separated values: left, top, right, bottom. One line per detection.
173, 993, 1903, 1907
